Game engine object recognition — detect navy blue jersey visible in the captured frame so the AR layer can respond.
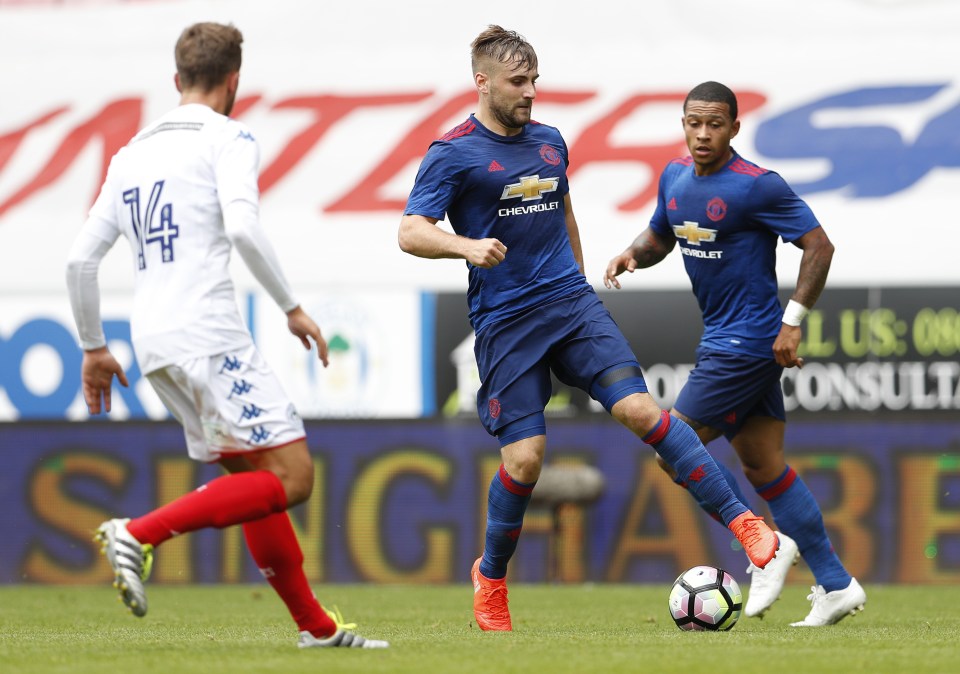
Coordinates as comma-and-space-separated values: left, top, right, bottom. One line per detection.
649, 150, 820, 358
404, 114, 588, 333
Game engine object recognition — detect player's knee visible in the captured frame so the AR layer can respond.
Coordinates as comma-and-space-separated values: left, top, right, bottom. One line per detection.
281, 470, 315, 506
637, 403, 666, 436
507, 449, 543, 483
611, 392, 662, 434
741, 462, 784, 489
258, 441, 316, 506
498, 415, 546, 483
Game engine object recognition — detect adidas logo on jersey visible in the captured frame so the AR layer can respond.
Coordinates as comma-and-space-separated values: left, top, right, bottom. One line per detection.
667, 197, 678, 210
488, 160, 505, 172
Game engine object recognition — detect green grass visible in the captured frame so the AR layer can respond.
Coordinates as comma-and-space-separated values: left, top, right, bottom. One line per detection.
1, 584, 958, 674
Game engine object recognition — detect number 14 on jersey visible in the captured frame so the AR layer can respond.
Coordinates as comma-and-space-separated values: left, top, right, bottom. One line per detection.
123, 180, 179, 269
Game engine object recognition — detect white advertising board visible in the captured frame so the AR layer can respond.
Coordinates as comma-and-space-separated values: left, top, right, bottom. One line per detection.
0, 290, 423, 420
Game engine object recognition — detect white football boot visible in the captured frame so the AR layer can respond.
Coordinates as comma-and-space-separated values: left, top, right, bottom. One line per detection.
744, 531, 800, 618
95, 518, 153, 617
790, 577, 867, 627
298, 606, 389, 649
298, 630, 389, 649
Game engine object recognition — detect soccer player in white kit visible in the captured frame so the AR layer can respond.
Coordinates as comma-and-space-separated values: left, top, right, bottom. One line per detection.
65, 22, 387, 649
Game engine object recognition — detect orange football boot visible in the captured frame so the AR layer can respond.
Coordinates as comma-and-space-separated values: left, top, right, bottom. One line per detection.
728, 511, 778, 570
471, 558, 512, 631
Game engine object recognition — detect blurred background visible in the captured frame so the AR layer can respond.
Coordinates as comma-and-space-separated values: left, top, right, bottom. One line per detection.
0, 0, 957, 587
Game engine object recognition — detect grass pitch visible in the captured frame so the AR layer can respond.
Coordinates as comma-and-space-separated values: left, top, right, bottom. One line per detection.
1, 583, 957, 674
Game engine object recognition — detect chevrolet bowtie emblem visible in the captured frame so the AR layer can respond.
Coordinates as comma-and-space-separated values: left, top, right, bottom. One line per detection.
672, 221, 717, 245
501, 175, 559, 201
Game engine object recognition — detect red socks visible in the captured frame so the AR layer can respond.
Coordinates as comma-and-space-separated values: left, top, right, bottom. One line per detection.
125, 470, 334, 637
243, 512, 336, 637
127, 470, 287, 546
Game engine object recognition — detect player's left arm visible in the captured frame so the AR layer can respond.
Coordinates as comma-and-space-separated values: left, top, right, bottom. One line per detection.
562, 193, 585, 275
773, 225, 835, 368
223, 202, 328, 365
216, 124, 328, 364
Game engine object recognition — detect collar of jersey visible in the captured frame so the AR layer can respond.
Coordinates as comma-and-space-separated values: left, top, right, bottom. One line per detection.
690, 148, 740, 178
470, 114, 528, 142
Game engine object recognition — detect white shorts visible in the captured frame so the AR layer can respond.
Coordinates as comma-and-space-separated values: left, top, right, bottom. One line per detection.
147, 344, 306, 463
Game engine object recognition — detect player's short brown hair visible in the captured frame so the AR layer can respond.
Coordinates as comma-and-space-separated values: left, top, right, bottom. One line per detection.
175, 22, 243, 92
470, 25, 537, 74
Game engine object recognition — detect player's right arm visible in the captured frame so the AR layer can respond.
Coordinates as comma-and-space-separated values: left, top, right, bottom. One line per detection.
604, 166, 677, 289
398, 214, 506, 268
603, 227, 675, 289
400, 139, 506, 267
65, 210, 129, 414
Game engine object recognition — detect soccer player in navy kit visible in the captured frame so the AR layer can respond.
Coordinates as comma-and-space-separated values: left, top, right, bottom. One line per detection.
604, 81, 866, 627
400, 28, 781, 631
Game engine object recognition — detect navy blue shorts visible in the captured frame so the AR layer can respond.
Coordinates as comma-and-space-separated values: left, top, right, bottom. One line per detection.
474, 289, 646, 437
673, 347, 785, 441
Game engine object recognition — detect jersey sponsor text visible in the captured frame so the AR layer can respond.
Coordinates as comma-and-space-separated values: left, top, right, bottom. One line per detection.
680, 247, 723, 259
498, 200, 560, 217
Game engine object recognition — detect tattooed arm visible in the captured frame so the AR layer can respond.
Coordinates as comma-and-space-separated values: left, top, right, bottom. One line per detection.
773, 225, 835, 368
603, 227, 677, 289
789, 226, 834, 309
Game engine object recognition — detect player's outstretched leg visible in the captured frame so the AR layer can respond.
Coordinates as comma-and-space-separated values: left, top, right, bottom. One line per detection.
668, 456, 788, 607
637, 410, 778, 569
744, 532, 799, 618
243, 512, 389, 648
94, 518, 153, 617
790, 578, 867, 627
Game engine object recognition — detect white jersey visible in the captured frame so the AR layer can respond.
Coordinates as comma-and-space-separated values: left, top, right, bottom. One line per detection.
83, 104, 263, 373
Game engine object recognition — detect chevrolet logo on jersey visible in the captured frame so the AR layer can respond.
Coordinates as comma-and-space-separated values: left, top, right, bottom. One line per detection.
672, 221, 718, 245
501, 175, 559, 201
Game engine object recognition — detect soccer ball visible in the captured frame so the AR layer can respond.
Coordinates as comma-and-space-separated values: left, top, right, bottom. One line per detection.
668, 565, 742, 631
